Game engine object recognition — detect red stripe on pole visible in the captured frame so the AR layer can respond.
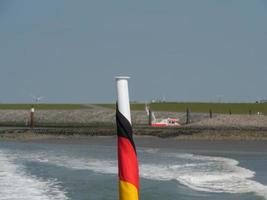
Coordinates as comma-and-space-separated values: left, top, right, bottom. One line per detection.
118, 137, 139, 190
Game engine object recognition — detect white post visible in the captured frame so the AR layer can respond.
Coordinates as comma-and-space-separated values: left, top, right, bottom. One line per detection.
115, 76, 131, 124
30, 106, 35, 128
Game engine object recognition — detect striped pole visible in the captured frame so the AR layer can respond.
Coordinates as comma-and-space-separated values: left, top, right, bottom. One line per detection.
115, 76, 139, 200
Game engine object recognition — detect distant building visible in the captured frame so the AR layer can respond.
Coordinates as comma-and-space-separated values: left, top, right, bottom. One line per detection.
257, 99, 267, 103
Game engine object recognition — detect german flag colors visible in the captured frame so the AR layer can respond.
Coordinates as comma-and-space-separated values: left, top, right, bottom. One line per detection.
115, 76, 139, 200
116, 107, 139, 200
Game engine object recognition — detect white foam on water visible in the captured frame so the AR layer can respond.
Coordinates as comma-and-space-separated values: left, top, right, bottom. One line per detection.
50, 151, 267, 199
0, 150, 68, 200
140, 155, 267, 199
138, 148, 160, 154
5, 148, 267, 199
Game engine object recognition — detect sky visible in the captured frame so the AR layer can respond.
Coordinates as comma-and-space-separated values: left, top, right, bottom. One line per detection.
0, 0, 266, 103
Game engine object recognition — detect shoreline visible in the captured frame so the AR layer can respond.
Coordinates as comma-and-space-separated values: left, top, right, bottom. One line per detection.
0, 125, 267, 142
0, 108, 266, 142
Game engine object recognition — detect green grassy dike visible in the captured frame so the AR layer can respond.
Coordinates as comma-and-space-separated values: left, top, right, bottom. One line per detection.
98, 102, 267, 114
0, 102, 266, 141
1, 103, 266, 114
0, 104, 88, 110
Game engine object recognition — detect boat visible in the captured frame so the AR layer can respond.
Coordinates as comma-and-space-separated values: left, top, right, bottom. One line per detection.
145, 104, 181, 127
151, 117, 181, 127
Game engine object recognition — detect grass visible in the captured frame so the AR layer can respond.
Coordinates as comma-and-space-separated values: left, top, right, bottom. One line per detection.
97, 102, 267, 114
150, 102, 267, 114
0, 104, 88, 110
1, 103, 266, 114
96, 103, 145, 110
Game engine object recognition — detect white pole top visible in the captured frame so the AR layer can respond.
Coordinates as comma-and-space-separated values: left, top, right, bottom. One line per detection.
115, 76, 130, 80
31, 107, 35, 112
115, 76, 131, 124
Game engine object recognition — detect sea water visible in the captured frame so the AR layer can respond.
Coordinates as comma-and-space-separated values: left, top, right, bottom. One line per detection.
0, 139, 266, 200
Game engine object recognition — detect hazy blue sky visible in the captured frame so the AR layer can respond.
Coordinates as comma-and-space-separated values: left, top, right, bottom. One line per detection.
0, 0, 266, 103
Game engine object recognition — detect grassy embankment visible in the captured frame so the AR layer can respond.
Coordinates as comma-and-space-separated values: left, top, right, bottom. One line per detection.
98, 102, 267, 115
0, 104, 88, 110
1, 103, 266, 114
0, 103, 267, 140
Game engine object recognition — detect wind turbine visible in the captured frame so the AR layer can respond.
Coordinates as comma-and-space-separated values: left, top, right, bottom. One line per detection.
30, 94, 45, 103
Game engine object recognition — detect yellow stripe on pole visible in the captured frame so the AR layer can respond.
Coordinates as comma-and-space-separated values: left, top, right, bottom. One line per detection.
119, 180, 139, 200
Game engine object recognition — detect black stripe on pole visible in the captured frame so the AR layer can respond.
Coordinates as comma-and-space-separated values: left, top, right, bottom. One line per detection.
116, 104, 136, 153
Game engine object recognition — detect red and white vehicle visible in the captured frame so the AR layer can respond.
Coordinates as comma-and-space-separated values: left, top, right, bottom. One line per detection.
145, 105, 181, 127
151, 118, 181, 127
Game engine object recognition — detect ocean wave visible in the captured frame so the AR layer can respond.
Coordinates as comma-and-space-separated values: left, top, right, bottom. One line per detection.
2, 147, 267, 199
44, 150, 267, 199
0, 150, 68, 200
